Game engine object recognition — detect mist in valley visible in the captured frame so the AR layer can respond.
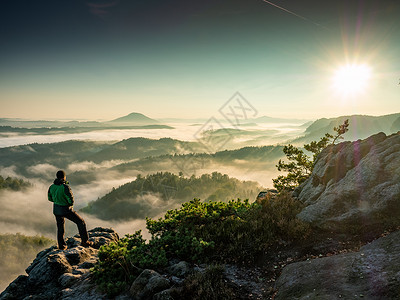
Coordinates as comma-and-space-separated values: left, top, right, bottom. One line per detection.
0, 121, 297, 291
1, 112, 400, 292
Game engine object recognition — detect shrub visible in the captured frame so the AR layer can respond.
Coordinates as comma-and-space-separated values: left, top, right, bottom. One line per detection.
92, 194, 310, 296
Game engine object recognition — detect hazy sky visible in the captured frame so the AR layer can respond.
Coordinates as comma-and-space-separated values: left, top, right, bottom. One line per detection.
1, 0, 399, 120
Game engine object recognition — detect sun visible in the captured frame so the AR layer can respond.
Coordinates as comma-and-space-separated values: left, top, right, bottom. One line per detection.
332, 64, 372, 96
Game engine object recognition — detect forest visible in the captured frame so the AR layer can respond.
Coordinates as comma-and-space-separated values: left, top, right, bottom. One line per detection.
81, 172, 263, 220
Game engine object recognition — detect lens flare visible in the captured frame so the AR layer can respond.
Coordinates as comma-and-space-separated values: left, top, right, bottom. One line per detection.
332, 64, 372, 97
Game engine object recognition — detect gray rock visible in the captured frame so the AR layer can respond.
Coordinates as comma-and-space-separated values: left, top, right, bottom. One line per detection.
153, 289, 175, 300
27, 251, 72, 286
0, 227, 118, 300
59, 273, 81, 287
0, 275, 28, 300
167, 261, 191, 277
296, 132, 400, 234
130, 269, 170, 300
169, 276, 184, 285
275, 230, 400, 299
60, 274, 107, 300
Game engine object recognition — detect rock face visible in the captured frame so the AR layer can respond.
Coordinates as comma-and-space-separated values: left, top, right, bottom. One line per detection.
0, 227, 119, 300
275, 230, 400, 299
294, 132, 400, 234
130, 269, 170, 300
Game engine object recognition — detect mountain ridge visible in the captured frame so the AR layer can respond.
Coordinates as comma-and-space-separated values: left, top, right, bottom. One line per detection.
292, 112, 400, 145
107, 112, 160, 125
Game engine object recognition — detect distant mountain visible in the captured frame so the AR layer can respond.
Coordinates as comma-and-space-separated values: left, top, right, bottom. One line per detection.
250, 116, 310, 124
0, 113, 160, 128
0, 124, 173, 138
292, 113, 400, 145
108, 112, 159, 125
390, 116, 400, 132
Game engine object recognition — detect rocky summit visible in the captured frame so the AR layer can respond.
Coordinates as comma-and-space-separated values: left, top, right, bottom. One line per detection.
294, 132, 400, 236
0, 227, 119, 300
0, 228, 269, 300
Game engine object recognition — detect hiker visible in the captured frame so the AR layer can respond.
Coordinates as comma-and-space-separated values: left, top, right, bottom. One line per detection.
48, 170, 93, 250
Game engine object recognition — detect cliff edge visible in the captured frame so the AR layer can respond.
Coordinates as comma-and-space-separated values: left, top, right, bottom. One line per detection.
0, 228, 119, 300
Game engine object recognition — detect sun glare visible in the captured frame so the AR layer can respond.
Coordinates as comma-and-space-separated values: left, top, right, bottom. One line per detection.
332, 64, 372, 97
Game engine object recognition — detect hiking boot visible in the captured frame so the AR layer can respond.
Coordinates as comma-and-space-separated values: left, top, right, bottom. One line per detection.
58, 245, 67, 250
81, 240, 93, 247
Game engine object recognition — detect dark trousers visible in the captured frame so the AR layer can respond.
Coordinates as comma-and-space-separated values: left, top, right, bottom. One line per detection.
55, 209, 89, 248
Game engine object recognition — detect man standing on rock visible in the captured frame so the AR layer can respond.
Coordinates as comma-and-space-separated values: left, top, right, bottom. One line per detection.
48, 170, 93, 250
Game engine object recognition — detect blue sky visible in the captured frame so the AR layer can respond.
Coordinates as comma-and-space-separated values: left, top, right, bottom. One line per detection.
1, 0, 399, 120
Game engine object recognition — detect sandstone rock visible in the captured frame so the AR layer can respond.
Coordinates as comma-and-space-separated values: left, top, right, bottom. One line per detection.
60, 273, 107, 300
153, 289, 175, 300
275, 230, 400, 299
0, 227, 119, 300
130, 269, 170, 300
167, 261, 191, 277
295, 132, 400, 234
59, 273, 81, 287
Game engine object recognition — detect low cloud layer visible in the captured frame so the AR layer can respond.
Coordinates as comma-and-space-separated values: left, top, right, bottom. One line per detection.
0, 123, 304, 149
27, 163, 59, 177
0, 180, 148, 239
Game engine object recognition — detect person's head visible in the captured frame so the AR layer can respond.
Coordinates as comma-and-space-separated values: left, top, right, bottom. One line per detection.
56, 170, 66, 180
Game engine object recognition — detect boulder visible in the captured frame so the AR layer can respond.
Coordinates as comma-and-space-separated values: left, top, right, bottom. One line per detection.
130, 269, 170, 300
0, 227, 119, 300
295, 132, 400, 234
167, 261, 191, 278
153, 289, 175, 300
275, 230, 400, 299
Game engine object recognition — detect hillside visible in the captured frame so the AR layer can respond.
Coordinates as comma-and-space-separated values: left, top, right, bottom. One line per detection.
113, 145, 284, 175
0, 138, 283, 188
0, 234, 53, 292
0, 138, 201, 180
0, 124, 173, 137
0, 176, 30, 191
81, 172, 263, 220
85, 137, 201, 164
251, 115, 309, 124
292, 113, 400, 145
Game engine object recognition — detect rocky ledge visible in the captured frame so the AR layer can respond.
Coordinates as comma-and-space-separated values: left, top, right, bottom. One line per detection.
275, 230, 400, 299
0, 227, 119, 300
0, 227, 269, 300
294, 132, 400, 236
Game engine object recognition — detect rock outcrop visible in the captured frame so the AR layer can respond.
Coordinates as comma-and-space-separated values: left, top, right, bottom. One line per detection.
0, 227, 269, 300
275, 230, 400, 299
130, 269, 170, 300
0, 227, 119, 300
294, 132, 400, 235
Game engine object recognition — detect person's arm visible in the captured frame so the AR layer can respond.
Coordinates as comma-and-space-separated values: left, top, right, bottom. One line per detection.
64, 184, 74, 206
48, 187, 53, 202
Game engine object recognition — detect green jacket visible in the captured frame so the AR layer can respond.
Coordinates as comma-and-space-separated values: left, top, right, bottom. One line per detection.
48, 178, 74, 207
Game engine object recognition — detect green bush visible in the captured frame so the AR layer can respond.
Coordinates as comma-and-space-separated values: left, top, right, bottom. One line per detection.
92, 194, 310, 296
